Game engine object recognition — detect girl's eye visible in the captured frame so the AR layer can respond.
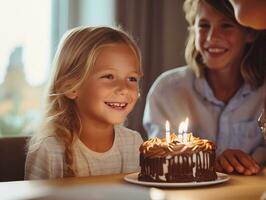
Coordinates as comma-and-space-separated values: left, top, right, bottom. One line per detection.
101, 74, 114, 79
128, 76, 139, 82
198, 23, 210, 29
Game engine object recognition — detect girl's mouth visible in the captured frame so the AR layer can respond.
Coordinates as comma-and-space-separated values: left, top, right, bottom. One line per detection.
105, 102, 128, 110
206, 47, 228, 55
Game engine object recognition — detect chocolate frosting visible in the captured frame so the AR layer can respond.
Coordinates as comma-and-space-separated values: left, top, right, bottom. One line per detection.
139, 133, 215, 158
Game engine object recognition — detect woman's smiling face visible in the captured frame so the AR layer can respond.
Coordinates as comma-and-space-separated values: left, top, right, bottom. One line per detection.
194, 1, 252, 72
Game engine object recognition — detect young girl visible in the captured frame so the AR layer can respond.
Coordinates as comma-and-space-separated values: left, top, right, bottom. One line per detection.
25, 26, 143, 179
143, 0, 266, 175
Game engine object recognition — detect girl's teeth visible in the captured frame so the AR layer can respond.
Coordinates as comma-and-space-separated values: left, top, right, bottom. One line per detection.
208, 48, 226, 53
105, 102, 127, 108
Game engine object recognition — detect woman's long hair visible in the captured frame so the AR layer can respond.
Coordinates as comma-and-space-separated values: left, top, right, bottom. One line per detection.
183, 0, 266, 88
28, 26, 141, 177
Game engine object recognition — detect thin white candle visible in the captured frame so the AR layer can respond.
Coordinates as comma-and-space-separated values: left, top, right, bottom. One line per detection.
183, 117, 189, 143
165, 120, 170, 143
178, 122, 184, 134
178, 121, 184, 142
184, 117, 189, 133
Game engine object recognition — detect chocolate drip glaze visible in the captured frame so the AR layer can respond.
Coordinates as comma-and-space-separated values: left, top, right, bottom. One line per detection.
138, 134, 217, 183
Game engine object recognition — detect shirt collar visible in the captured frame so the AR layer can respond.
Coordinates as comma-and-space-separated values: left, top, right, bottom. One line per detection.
193, 76, 254, 106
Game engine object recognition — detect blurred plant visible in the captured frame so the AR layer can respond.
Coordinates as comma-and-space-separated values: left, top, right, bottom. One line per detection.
0, 46, 42, 137
0, 112, 36, 136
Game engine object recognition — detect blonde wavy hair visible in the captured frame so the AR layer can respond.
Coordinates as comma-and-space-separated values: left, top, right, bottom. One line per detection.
184, 0, 266, 88
28, 26, 141, 177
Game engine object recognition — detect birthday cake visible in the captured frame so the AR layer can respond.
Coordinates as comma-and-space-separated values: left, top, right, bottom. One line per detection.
138, 133, 217, 182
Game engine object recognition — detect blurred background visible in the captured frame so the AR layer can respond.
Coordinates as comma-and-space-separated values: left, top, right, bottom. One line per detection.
0, 0, 187, 139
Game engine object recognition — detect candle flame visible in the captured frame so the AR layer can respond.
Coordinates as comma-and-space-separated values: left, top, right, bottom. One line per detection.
178, 117, 190, 143
178, 122, 184, 134
179, 118, 189, 134
184, 117, 189, 133
166, 120, 170, 132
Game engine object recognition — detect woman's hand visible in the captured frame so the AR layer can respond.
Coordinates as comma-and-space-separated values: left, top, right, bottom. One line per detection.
215, 149, 260, 175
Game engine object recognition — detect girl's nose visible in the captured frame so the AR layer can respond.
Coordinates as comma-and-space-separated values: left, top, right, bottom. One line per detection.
207, 27, 221, 42
115, 80, 129, 96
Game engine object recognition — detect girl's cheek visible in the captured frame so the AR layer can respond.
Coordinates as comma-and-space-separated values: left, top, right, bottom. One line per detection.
131, 84, 139, 93
128, 85, 139, 94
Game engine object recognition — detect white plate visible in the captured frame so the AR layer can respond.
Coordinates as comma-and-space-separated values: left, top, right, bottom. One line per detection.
124, 172, 230, 188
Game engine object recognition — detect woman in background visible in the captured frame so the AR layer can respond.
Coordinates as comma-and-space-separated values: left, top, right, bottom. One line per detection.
143, 0, 266, 175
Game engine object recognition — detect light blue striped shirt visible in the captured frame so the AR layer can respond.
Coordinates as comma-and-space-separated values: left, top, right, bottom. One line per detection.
143, 66, 266, 165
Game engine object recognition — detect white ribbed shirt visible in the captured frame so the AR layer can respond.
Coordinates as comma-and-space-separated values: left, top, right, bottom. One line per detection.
25, 125, 143, 180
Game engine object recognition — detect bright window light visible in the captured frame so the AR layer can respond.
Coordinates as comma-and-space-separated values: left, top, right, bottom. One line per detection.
0, 0, 51, 86
0, 0, 51, 136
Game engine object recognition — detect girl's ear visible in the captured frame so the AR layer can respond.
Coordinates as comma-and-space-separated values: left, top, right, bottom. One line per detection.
65, 90, 78, 100
246, 30, 257, 43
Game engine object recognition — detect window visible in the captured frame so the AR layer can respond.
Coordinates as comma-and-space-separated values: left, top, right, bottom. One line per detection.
0, 0, 51, 136
0, 0, 116, 137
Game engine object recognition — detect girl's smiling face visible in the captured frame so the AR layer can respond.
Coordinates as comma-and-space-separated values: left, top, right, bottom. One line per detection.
194, 1, 253, 72
74, 43, 141, 126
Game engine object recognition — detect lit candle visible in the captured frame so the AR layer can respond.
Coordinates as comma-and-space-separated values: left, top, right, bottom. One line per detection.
165, 120, 170, 143
178, 121, 184, 142
183, 117, 189, 143
178, 117, 189, 143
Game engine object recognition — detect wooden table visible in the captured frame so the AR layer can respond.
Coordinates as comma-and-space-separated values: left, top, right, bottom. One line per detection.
1, 170, 266, 200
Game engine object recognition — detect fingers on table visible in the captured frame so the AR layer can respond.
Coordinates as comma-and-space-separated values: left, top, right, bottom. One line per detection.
217, 149, 260, 175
